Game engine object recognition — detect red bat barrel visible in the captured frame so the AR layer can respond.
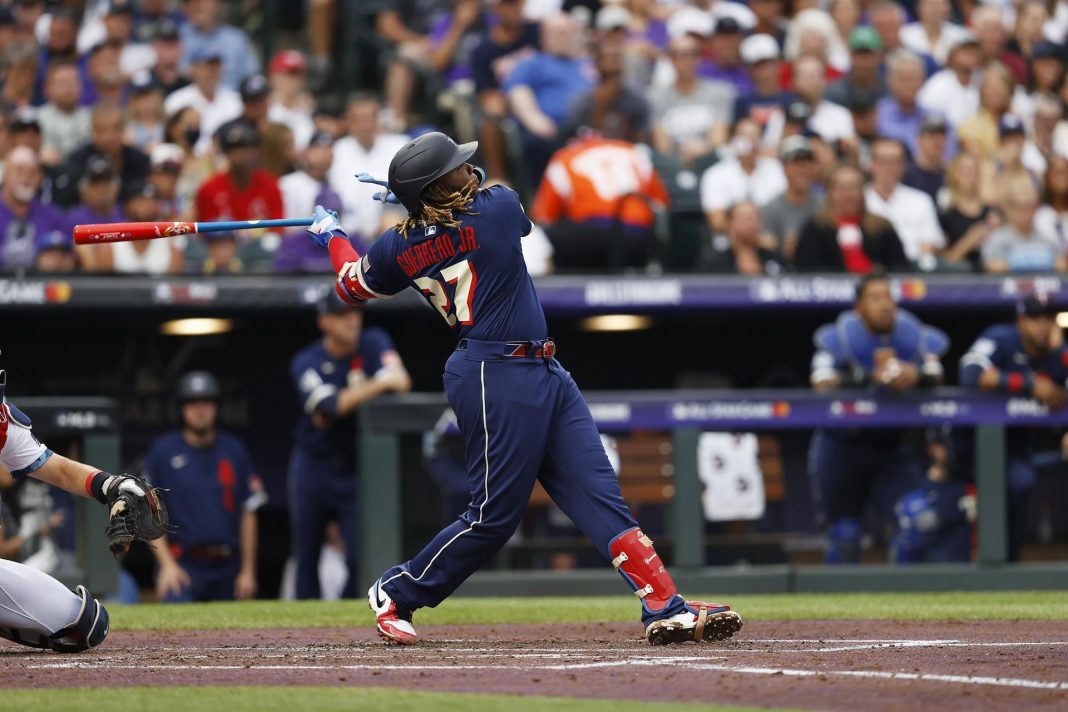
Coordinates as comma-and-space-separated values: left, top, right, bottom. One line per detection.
73, 221, 198, 245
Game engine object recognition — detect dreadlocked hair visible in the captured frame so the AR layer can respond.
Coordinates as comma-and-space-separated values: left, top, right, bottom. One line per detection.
396, 180, 479, 238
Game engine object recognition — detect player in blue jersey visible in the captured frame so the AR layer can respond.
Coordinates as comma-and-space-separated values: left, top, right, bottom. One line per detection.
959, 293, 1068, 560
145, 371, 265, 602
305, 131, 742, 646
808, 274, 958, 564
289, 291, 411, 598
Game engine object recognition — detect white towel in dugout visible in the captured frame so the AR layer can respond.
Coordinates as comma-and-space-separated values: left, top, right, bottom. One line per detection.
697, 433, 766, 522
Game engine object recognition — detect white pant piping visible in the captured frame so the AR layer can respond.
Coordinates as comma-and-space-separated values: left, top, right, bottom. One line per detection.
381, 360, 491, 589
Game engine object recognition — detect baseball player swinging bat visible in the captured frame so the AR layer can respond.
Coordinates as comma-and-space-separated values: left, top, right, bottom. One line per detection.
72, 218, 315, 245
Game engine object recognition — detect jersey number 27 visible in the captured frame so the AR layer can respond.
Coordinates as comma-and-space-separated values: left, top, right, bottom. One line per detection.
414, 259, 477, 327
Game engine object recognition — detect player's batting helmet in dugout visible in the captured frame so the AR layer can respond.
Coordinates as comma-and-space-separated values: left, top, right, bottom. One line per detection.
387, 132, 478, 214
176, 371, 221, 402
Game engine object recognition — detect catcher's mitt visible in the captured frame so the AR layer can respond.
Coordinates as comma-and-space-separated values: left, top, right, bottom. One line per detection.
102, 474, 170, 556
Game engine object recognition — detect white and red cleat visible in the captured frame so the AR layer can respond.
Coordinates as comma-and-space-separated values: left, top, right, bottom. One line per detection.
368, 580, 418, 645
646, 600, 743, 645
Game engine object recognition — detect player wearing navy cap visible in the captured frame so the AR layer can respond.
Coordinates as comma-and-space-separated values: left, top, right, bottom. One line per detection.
144, 371, 264, 602
306, 131, 742, 645
288, 291, 411, 599
959, 293, 1068, 560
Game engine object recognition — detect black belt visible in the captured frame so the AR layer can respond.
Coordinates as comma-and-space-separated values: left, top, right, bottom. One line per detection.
456, 339, 557, 359
173, 543, 234, 562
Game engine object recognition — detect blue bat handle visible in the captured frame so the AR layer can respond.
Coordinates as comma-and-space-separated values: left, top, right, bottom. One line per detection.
196, 218, 315, 233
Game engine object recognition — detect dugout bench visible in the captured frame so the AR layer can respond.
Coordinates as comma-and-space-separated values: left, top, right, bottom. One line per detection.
358, 389, 1068, 596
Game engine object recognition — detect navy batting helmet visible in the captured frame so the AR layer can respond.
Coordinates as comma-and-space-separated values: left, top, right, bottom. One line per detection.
176, 371, 220, 402
387, 132, 477, 214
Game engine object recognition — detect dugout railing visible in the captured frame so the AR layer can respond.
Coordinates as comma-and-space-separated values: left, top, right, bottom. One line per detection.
1, 272, 1062, 313
357, 390, 1068, 596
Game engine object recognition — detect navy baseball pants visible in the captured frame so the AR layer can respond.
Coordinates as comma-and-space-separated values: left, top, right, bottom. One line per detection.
809, 430, 926, 563
380, 340, 638, 610
161, 558, 241, 603
289, 450, 361, 599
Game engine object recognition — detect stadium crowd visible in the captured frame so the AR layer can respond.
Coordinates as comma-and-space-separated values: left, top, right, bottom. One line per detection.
0, 0, 1068, 274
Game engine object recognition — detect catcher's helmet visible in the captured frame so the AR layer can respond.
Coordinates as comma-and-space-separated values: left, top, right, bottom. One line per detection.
176, 371, 220, 402
387, 132, 478, 214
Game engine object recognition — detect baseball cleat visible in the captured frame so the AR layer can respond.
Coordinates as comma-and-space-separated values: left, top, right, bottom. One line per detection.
368, 580, 417, 645
645, 601, 743, 645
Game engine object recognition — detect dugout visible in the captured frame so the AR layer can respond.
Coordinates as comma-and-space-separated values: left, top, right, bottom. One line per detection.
5, 272, 1068, 596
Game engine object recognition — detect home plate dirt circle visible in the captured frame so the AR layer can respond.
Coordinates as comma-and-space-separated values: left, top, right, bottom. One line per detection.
3, 620, 1067, 710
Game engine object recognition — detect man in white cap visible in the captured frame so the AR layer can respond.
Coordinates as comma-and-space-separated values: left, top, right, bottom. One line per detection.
148, 143, 186, 220
732, 33, 793, 133
652, 6, 715, 88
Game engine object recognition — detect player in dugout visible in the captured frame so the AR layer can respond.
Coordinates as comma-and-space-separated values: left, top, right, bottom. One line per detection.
146, 371, 265, 602
959, 293, 1068, 561
809, 273, 950, 564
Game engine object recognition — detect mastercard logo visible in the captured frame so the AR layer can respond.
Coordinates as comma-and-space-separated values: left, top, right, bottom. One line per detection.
772, 401, 791, 417
899, 279, 927, 301
45, 281, 72, 303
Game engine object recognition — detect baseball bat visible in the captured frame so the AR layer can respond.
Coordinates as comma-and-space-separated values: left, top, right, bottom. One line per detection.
73, 218, 315, 245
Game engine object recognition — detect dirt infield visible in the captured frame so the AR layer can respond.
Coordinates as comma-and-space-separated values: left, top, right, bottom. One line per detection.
3, 620, 1067, 710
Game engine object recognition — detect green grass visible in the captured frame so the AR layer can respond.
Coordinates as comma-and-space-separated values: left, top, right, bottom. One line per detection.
107, 591, 1068, 631
2, 688, 794, 712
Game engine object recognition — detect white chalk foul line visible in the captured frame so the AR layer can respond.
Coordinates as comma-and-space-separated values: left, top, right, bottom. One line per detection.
25, 656, 1068, 693
684, 664, 1068, 691
799, 641, 1068, 653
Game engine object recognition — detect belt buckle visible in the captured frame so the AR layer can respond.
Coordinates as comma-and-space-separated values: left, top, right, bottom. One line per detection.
542, 340, 556, 359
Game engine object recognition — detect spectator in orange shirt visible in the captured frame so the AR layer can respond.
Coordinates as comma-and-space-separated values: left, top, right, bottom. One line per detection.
195, 120, 283, 223
531, 134, 669, 272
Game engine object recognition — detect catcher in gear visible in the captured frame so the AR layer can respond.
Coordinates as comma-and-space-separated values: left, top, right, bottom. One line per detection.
0, 369, 168, 652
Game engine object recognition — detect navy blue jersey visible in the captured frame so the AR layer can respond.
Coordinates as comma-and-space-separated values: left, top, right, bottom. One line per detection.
143, 431, 257, 550
352, 186, 547, 342
960, 323, 1068, 454
960, 324, 1068, 386
290, 326, 398, 461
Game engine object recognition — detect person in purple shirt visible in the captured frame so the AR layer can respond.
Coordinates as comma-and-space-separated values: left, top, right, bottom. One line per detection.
377, 0, 460, 128
274, 184, 349, 273
427, 0, 487, 86
0, 147, 67, 273
702, 17, 753, 95
503, 13, 596, 186
66, 155, 124, 272
275, 131, 347, 273
876, 49, 957, 161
